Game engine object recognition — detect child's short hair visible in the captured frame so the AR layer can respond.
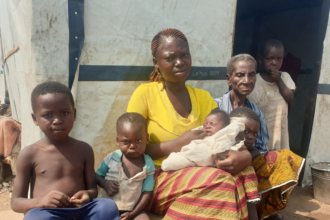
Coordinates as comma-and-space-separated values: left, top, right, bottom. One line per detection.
117, 112, 147, 133
207, 110, 230, 127
260, 39, 284, 57
31, 81, 74, 112
229, 107, 260, 124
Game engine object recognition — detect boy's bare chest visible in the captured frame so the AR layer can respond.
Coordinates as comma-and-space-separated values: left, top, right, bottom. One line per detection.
34, 150, 84, 177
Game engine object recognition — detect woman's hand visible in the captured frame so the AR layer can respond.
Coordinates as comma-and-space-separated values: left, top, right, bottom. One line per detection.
177, 130, 207, 149
145, 130, 207, 160
215, 150, 252, 174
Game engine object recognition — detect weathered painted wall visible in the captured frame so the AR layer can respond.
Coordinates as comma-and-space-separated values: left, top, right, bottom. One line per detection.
302, 12, 330, 187
1, 0, 237, 169
0, 0, 69, 148
71, 0, 237, 168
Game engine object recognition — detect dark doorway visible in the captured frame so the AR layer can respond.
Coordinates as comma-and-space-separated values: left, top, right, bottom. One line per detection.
233, 0, 330, 158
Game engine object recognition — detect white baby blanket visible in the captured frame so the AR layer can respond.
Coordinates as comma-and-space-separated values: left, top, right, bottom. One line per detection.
161, 117, 246, 171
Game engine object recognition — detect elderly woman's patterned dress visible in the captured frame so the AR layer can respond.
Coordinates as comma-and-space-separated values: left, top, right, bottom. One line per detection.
215, 92, 305, 219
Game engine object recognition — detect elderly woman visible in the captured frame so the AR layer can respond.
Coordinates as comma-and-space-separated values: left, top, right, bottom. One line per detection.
123, 29, 259, 220
215, 54, 305, 220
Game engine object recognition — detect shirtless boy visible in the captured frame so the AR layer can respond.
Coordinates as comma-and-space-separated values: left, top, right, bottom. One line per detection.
11, 81, 119, 220
96, 112, 155, 220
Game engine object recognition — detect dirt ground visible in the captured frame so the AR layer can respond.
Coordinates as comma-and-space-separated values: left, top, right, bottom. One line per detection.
1, 185, 330, 220
280, 185, 330, 220
0, 193, 23, 220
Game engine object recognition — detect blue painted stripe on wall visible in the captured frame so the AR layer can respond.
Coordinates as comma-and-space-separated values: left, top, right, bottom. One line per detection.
68, 0, 85, 89
78, 65, 227, 81
317, 84, 330, 94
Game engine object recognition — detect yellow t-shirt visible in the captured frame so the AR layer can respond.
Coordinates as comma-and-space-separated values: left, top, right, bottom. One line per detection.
127, 82, 218, 166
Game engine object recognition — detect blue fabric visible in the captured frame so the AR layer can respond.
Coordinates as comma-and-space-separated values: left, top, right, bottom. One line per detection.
95, 160, 108, 177
24, 198, 119, 220
142, 174, 154, 192
95, 150, 155, 192
214, 92, 269, 154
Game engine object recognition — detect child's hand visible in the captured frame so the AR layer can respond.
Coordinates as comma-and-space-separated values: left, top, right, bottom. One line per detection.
268, 67, 281, 82
120, 212, 132, 220
39, 190, 71, 208
70, 190, 90, 208
104, 180, 120, 196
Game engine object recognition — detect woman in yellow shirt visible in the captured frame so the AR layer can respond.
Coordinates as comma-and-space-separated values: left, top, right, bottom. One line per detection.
126, 29, 256, 220
127, 81, 218, 166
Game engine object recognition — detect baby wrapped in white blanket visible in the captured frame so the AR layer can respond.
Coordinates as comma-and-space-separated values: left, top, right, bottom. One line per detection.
161, 113, 246, 171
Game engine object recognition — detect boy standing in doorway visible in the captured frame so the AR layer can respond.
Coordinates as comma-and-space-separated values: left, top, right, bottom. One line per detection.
249, 39, 295, 151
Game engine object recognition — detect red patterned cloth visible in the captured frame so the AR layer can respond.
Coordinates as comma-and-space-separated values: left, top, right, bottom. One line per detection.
147, 166, 259, 220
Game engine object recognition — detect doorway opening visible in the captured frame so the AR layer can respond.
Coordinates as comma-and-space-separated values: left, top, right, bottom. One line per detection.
233, 0, 330, 158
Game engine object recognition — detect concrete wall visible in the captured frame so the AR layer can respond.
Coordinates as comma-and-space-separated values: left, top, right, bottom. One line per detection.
71, 0, 237, 168
302, 11, 330, 187
0, 0, 237, 170
0, 0, 69, 147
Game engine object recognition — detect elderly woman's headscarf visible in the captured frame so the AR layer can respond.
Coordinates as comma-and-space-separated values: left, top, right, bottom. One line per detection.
149, 29, 188, 89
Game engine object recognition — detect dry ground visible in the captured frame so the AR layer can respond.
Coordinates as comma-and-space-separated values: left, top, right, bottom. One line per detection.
280, 185, 330, 220
1, 185, 330, 220
0, 193, 23, 220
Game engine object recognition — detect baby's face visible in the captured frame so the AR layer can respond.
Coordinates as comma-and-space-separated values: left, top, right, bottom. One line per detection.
203, 115, 226, 136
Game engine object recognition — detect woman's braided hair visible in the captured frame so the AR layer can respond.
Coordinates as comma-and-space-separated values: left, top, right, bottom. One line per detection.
149, 29, 188, 89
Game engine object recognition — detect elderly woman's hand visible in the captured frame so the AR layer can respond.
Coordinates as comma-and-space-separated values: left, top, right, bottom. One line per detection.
215, 150, 252, 174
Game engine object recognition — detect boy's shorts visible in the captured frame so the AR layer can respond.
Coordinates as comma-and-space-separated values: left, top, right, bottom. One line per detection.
24, 198, 119, 220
